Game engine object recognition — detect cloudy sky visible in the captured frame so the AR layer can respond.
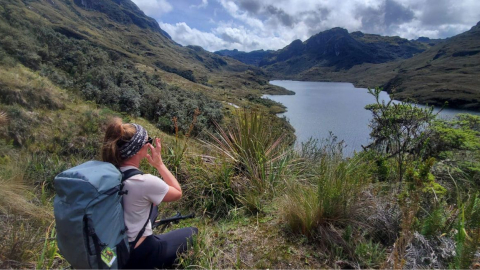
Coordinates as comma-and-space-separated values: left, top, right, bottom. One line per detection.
131, 0, 480, 52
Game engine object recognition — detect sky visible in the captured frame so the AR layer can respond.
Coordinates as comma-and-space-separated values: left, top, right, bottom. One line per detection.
131, 0, 480, 52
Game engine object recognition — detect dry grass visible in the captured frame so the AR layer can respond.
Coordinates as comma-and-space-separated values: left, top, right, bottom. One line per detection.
0, 111, 7, 125
0, 157, 55, 268
0, 158, 52, 220
0, 66, 66, 110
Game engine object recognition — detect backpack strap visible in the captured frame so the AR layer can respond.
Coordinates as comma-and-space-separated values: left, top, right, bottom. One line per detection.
119, 168, 143, 195
130, 204, 153, 250
121, 168, 143, 182
120, 168, 154, 250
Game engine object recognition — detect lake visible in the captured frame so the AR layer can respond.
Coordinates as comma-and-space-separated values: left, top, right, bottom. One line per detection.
264, 80, 480, 156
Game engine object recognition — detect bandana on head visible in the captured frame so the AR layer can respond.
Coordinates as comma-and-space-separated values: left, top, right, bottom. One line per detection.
119, 124, 148, 159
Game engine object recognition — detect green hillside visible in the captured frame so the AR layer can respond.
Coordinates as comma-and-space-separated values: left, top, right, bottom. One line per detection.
0, 0, 292, 130
381, 22, 480, 109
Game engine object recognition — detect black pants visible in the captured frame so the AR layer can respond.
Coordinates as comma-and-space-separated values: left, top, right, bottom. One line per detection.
124, 227, 198, 269
124, 207, 198, 269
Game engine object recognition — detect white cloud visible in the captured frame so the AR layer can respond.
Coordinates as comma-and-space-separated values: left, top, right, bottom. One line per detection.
190, 0, 208, 9
160, 21, 292, 52
160, 22, 230, 51
132, 0, 173, 16
218, 0, 265, 29
152, 0, 480, 52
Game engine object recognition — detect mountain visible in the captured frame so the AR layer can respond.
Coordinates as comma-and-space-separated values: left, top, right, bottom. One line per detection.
223, 28, 432, 76
222, 24, 478, 110
0, 0, 293, 135
414, 36, 444, 46
302, 21, 480, 110
263, 28, 429, 72
73, 0, 172, 39
214, 49, 272, 66
381, 22, 480, 109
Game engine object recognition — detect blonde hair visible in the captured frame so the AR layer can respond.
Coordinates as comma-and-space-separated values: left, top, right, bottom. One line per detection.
101, 118, 137, 167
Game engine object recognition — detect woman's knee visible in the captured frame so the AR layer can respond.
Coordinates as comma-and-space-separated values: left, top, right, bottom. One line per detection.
189, 227, 198, 235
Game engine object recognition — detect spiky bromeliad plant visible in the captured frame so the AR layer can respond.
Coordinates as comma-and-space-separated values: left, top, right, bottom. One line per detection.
204, 110, 290, 193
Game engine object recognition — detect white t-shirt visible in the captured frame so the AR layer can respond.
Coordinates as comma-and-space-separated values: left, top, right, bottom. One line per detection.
120, 166, 169, 242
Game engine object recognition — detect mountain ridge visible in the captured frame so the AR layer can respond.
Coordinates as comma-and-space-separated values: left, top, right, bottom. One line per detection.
214, 24, 479, 110
73, 0, 172, 39
217, 27, 433, 72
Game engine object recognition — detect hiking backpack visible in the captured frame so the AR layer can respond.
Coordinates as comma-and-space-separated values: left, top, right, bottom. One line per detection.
53, 160, 151, 269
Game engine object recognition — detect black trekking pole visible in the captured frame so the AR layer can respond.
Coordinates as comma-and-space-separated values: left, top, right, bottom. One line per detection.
152, 212, 195, 231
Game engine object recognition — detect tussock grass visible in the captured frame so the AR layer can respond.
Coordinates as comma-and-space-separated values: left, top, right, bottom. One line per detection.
0, 111, 7, 124
181, 159, 239, 219
277, 138, 377, 266
0, 174, 50, 220
205, 110, 291, 192
0, 66, 66, 110
279, 145, 371, 239
0, 156, 58, 268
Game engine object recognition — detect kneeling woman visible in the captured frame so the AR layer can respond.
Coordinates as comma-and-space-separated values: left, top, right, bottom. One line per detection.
101, 118, 197, 269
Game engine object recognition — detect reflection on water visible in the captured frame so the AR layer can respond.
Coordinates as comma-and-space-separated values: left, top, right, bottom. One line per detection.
264, 80, 480, 156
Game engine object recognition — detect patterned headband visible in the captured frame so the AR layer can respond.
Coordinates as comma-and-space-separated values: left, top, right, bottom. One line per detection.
119, 124, 148, 159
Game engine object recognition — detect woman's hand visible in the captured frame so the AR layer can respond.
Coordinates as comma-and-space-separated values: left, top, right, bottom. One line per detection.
146, 137, 164, 168
146, 137, 183, 201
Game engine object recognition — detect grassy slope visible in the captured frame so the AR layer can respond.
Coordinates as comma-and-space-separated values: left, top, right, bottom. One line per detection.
382, 22, 480, 109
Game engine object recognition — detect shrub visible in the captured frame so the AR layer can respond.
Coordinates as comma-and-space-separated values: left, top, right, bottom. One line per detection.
365, 87, 438, 182
279, 139, 371, 240
430, 114, 480, 155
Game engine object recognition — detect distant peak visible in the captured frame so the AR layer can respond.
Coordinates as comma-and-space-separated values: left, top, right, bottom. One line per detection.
290, 39, 303, 45
350, 31, 365, 38
474, 21, 480, 29
330, 27, 348, 32
311, 27, 349, 38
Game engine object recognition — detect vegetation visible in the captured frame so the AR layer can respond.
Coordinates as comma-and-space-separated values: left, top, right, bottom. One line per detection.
2, 60, 480, 268
0, 16, 223, 135
0, 0, 479, 268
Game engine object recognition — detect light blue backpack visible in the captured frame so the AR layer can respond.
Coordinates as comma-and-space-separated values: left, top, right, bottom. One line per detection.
53, 161, 150, 269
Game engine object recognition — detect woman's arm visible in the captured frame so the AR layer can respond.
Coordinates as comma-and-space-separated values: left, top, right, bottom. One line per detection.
146, 138, 182, 202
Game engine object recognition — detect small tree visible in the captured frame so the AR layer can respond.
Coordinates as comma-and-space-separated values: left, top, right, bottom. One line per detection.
364, 87, 438, 182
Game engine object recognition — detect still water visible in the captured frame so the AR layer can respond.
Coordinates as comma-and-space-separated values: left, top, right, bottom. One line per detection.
264, 80, 480, 156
